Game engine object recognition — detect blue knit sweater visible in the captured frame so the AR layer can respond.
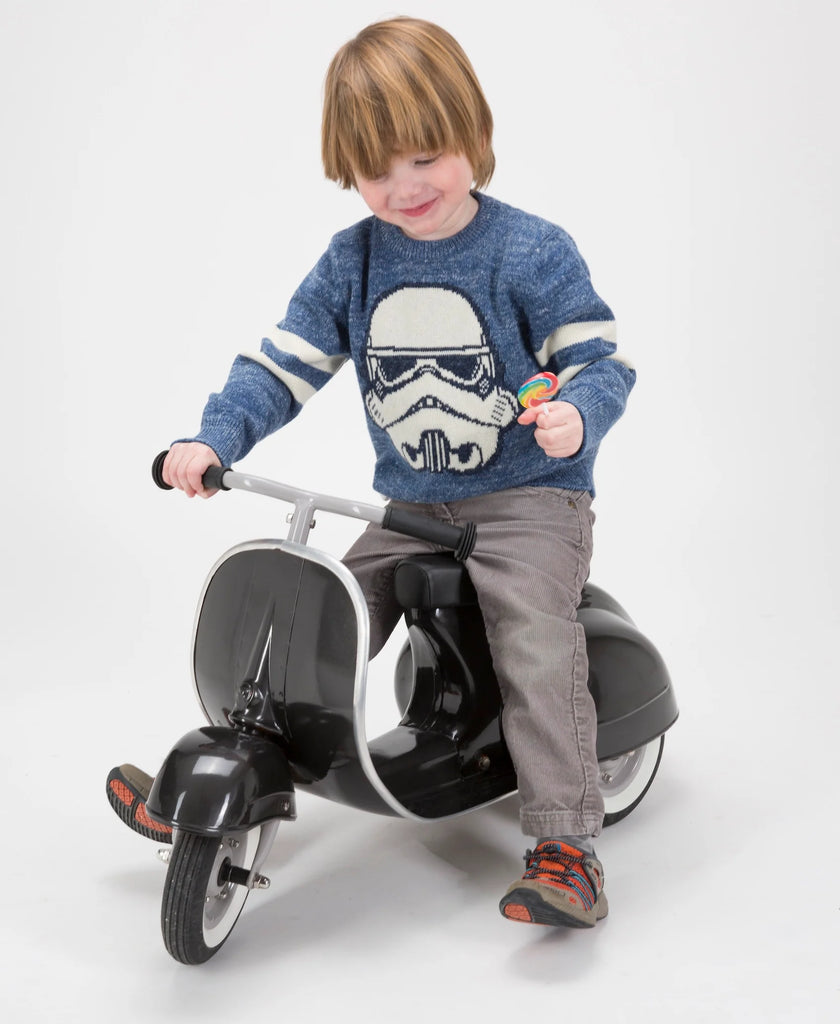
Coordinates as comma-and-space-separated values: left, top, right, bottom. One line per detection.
189, 193, 635, 501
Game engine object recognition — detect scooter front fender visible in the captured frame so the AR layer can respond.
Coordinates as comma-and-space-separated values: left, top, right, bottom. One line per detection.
146, 726, 296, 836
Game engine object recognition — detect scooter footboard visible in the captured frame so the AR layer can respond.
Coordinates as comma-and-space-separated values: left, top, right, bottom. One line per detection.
146, 726, 296, 836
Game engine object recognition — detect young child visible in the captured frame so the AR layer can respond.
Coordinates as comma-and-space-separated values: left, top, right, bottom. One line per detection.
108, 16, 634, 929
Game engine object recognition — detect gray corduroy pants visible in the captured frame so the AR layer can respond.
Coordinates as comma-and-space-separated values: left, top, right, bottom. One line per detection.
342, 485, 604, 838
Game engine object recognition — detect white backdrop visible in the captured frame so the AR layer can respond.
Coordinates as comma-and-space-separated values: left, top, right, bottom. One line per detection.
2, 1, 837, 1020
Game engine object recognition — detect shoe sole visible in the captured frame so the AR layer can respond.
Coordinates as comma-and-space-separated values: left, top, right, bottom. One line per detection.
499, 886, 608, 928
106, 765, 173, 844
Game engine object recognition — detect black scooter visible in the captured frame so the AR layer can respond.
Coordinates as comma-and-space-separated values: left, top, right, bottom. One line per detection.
139, 455, 677, 964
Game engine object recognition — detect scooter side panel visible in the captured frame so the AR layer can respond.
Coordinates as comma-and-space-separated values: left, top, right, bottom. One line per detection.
191, 542, 423, 819
579, 607, 679, 758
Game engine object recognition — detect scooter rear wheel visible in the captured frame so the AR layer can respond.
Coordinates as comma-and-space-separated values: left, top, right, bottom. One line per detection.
161, 826, 263, 964
599, 736, 664, 827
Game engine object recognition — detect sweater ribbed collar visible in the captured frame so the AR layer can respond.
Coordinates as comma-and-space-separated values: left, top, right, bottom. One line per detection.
373, 192, 496, 260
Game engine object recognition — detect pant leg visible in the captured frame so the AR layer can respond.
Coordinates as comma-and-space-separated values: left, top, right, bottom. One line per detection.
342, 516, 440, 659
455, 487, 603, 838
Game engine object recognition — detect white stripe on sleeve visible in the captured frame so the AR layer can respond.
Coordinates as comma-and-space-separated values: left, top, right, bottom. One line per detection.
535, 320, 618, 366
555, 353, 635, 389
240, 328, 348, 405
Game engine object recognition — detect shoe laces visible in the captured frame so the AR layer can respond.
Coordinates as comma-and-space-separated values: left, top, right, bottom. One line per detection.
522, 840, 601, 908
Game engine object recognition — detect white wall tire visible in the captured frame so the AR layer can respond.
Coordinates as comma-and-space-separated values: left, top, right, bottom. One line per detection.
599, 736, 664, 827
161, 826, 262, 964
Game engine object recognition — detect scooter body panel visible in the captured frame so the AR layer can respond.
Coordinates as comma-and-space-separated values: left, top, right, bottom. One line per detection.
145, 726, 296, 835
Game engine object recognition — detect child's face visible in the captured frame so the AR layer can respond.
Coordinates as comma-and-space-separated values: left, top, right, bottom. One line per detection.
355, 152, 477, 241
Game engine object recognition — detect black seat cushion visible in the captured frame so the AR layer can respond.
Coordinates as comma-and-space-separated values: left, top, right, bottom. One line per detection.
394, 555, 478, 610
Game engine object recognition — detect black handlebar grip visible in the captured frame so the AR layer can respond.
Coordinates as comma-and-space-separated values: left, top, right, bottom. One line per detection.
151, 450, 173, 490
202, 465, 230, 491
382, 507, 477, 561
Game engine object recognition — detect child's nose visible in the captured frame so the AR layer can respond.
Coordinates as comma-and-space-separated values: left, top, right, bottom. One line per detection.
393, 166, 424, 197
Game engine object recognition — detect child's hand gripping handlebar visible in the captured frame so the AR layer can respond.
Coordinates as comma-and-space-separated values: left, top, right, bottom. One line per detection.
150, 451, 477, 560
151, 449, 229, 494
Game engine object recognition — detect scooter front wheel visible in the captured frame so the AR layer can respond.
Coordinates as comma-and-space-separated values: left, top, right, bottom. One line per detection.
599, 736, 664, 827
161, 826, 263, 964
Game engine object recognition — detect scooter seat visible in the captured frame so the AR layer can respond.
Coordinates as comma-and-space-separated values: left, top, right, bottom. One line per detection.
394, 555, 478, 610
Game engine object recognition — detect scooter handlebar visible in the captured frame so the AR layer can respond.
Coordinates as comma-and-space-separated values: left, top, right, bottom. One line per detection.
150, 452, 476, 559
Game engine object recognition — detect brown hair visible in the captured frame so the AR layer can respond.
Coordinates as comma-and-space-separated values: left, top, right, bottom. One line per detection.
322, 17, 495, 190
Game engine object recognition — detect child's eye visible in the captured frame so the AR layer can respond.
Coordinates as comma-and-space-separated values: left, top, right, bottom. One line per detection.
414, 154, 441, 167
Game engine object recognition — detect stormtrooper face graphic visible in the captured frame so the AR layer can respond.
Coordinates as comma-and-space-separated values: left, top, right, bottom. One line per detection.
364, 286, 518, 473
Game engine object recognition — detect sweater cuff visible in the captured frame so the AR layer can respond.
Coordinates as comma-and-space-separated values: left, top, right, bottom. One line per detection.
173, 422, 247, 468
559, 383, 622, 460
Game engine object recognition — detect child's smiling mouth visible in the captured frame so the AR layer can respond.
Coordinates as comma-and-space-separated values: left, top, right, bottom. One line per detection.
401, 198, 438, 217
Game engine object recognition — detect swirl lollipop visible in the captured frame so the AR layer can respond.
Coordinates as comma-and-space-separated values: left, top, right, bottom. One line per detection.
517, 371, 560, 409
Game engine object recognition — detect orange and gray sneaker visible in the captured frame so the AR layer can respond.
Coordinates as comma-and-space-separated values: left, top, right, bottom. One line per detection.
499, 839, 608, 928
106, 764, 173, 844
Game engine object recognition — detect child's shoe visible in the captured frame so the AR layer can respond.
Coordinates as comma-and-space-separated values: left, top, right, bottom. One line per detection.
106, 764, 173, 844
499, 839, 608, 928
